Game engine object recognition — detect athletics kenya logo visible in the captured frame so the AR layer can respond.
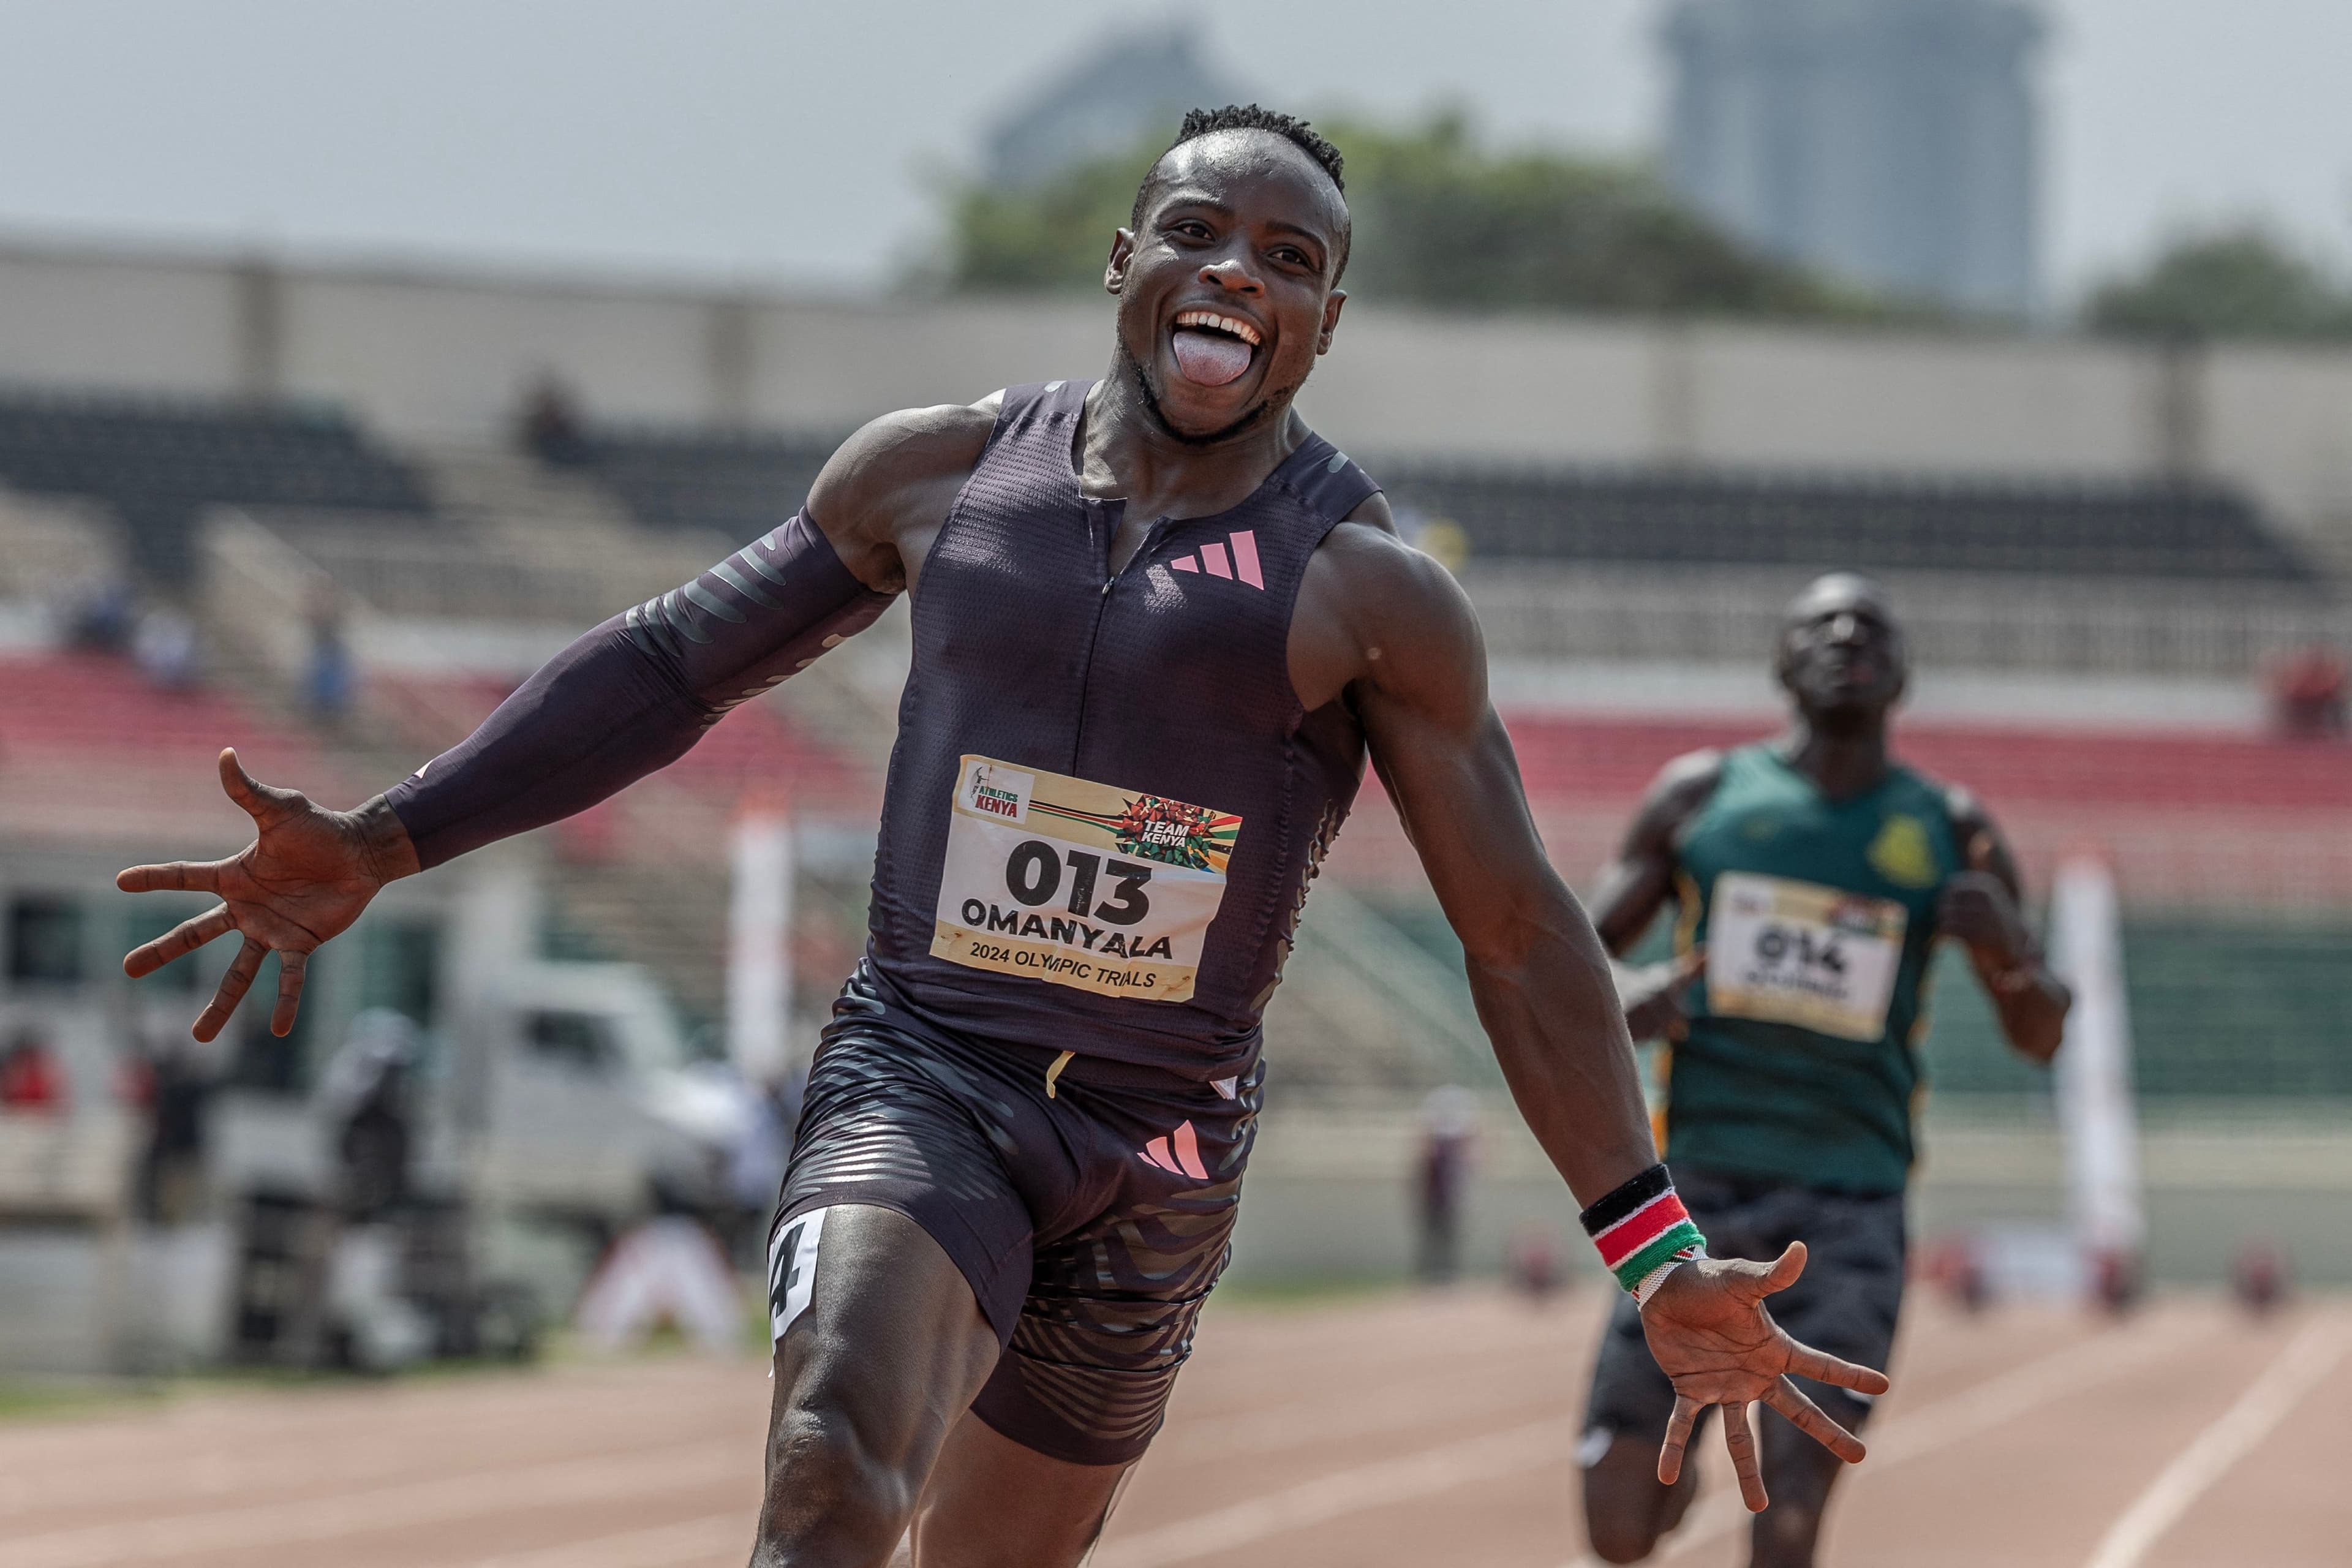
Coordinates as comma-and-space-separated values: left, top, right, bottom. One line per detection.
1137, 1120, 1210, 1180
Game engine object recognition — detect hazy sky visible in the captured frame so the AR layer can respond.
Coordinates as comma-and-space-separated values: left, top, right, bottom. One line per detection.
0, 1, 2345, 303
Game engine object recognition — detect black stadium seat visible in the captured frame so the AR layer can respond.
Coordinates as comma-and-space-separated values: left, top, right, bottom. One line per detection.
0, 390, 435, 582
562, 424, 2318, 586
1378, 461, 2318, 582
571, 428, 842, 543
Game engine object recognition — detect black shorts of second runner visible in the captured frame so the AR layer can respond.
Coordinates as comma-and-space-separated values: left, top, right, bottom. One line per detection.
1582, 1167, 1905, 1460
767, 963, 1261, 1468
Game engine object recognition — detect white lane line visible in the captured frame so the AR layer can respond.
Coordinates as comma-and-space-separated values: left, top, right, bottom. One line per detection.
2081, 1314, 2350, 1568
458, 1510, 750, 1568
0, 1439, 741, 1568
0, 1407, 736, 1522
1090, 1414, 1583, 1568
1557, 1310, 2219, 1568
1154, 1363, 1580, 1464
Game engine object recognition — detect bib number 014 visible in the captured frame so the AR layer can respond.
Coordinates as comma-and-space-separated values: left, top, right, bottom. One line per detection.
1703, 871, 1907, 1042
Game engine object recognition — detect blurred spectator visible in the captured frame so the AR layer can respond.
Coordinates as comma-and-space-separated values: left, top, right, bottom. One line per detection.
61, 575, 137, 653
2269, 644, 2348, 738
318, 1011, 422, 1222
133, 606, 203, 690
1507, 1224, 1564, 1303
519, 376, 590, 467
1415, 1085, 1479, 1284
723, 1065, 807, 1266
2234, 1240, 2287, 1315
0, 1029, 67, 1114
135, 1037, 219, 1224
303, 579, 355, 726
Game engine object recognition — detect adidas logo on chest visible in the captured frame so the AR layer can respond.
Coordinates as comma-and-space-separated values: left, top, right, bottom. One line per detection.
1167, 529, 1265, 590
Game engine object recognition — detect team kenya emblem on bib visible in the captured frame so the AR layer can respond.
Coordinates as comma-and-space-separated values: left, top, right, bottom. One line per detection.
1705, 872, 1909, 1042
933, 755, 1241, 1003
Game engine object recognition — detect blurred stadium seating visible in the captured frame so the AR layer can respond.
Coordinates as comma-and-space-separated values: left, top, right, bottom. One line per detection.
0, 390, 435, 584
569, 428, 841, 541
0, 383, 2345, 1108
1381, 462, 2320, 581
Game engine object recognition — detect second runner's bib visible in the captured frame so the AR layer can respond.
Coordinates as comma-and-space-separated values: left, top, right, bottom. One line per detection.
932, 755, 1242, 1004
1703, 871, 1909, 1042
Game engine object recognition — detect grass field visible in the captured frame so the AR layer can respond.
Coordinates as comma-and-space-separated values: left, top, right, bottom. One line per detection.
0, 1286, 2343, 1566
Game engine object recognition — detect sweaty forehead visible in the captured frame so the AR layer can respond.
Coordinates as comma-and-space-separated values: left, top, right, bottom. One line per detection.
1785, 575, 1899, 629
1141, 131, 1348, 242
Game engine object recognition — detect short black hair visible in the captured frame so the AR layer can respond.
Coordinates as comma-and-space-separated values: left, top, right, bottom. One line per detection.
1129, 104, 1348, 228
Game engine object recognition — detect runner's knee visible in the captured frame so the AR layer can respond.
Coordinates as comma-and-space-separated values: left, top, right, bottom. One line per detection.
756, 1385, 925, 1562
1750, 1500, 1828, 1568
1585, 1517, 1661, 1566
1581, 1436, 1673, 1563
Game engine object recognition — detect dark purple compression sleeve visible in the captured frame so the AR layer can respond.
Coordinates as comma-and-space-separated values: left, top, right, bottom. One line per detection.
383, 508, 893, 869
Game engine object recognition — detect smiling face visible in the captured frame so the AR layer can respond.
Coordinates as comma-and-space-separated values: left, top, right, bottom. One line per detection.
1775, 573, 1909, 728
1105, 129, 1350, 445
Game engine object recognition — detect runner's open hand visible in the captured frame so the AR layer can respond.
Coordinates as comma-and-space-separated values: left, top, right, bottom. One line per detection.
1618, 947, 1705, 1042
117, 748, 417, 1041
1637, 1242, 1891, 1511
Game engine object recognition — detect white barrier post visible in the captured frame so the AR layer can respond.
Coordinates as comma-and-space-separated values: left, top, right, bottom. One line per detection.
728, 805, 794, 1082
2048, 853, 2145, 1297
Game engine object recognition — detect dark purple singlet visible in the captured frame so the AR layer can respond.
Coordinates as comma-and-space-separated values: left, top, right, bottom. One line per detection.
864, 379, 1381, 1082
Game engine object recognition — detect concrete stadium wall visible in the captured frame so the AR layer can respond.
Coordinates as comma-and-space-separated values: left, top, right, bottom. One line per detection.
2, 238, 2351, 553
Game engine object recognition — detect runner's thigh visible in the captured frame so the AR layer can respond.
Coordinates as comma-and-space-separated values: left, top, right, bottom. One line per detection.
763, 1206, 1001, 1550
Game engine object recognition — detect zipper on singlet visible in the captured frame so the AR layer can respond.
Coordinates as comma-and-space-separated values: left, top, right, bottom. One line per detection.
1069, 505, 1170, 773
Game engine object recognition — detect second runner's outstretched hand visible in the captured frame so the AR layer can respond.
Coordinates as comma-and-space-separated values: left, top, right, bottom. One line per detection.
1637, 1241, 1891, 1512
117, 748, 415, 1041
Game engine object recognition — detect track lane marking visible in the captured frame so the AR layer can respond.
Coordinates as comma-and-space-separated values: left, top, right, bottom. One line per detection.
0, 1439, 742, 1568
1091, 1414, 1583, 1568
452, 1510, 750, 1568
1153, 1358, 1585, 1464
0, 1404, 748, 1524
1102, 1314, 2209, 1568
1542, 1306, 2220, 1567
2081, 1313, 2349, 1568
0, 1368, 753, 1516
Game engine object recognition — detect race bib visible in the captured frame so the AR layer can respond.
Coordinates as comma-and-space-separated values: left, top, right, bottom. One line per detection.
1704, 872, 1909, 1042
932, 755, 1241, 1004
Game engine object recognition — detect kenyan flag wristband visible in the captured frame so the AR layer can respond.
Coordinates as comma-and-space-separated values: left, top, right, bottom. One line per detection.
1581, 1164, 1707, 1306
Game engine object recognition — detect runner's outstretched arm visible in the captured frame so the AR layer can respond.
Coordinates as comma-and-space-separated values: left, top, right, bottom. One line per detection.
1315, 522, 1890, 1510
116, 404, 997, 1042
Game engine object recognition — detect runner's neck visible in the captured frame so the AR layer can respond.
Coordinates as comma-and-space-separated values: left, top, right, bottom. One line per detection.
1078, 369, 1310, 521
1773, 721, 1893, 803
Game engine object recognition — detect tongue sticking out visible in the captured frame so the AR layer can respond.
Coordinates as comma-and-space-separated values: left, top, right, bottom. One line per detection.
1171, 328, 1254, 388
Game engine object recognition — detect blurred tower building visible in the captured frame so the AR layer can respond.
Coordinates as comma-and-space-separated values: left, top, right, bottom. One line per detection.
1661, 0, 2045, 315
984, 24, 1243, 187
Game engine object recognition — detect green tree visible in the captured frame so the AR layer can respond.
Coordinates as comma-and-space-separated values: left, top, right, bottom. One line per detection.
1329, 113, 1898, 319
2087, 225, 2352, 341
924, 112, 1908, 321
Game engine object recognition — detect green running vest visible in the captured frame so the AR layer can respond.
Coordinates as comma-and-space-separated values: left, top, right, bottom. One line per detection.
1662, 743, 1962, 1194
